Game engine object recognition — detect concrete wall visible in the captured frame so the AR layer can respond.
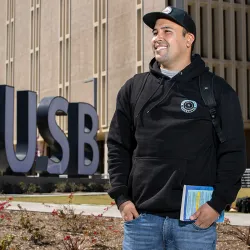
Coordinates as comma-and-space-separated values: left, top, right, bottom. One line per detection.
107, 0, 137, 124
40, 0, 60, 100
70, 0, 94, 105
0, 0, 7, 84
15, 0, 30, 91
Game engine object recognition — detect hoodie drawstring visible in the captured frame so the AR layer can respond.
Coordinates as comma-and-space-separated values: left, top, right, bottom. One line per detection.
133, 73, 150, 112
146, 81, 176, 113
135, 77, 164, 118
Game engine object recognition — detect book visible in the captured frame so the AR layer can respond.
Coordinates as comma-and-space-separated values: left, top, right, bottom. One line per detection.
180, 185, 224, 222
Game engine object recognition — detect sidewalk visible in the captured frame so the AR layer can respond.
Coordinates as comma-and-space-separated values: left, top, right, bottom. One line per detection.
0, 192, 107, 197
5, 201, 250, 226
225, 212, 250, 226
7, 201, 121, 218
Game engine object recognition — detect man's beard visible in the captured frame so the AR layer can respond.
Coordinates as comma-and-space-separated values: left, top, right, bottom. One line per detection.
154, 51, 170, 64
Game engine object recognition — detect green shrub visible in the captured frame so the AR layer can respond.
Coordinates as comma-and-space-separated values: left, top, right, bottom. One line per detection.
103, 182, 111, 192
39, 183, 55, 193
87, 182, 104, 192
0, 234, 15, 250
19, 182, 27, 193
27, 183, 37, 194
1, 183, 22, 194
68, 182, 78, 192
76, 183, 88, 192
55, 182, 70, 192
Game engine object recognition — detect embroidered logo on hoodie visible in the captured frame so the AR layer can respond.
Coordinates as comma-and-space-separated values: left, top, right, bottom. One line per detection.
181, 100, 197, 113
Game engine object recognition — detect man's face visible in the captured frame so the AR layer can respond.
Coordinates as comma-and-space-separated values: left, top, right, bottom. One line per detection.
151, 18, 189, 67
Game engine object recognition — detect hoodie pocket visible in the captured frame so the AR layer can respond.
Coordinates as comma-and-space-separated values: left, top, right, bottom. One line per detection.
128, 157, 187, 212
183, 144, 216, 187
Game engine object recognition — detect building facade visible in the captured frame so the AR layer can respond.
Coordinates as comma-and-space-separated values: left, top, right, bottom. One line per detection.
0, 0, 249, 177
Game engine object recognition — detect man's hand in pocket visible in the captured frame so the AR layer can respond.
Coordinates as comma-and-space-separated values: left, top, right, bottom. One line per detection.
119, 201, 139, 222
190, 203, 219, 228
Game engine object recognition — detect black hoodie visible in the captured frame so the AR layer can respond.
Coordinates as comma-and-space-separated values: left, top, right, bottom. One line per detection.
107, 54, 246, 219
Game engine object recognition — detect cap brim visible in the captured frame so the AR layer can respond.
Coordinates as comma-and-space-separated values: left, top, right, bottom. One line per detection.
143, 12, 183, 30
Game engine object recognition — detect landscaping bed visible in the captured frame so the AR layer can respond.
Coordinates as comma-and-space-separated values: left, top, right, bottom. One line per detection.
0, 196, 250, 249
0, 210, 249, 249
0, 210, 123, 250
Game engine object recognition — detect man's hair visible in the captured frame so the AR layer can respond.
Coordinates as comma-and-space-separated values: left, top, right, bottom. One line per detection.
182, 28, 195, 52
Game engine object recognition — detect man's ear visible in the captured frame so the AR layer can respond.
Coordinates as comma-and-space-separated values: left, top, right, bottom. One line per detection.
186, 33, 195, 48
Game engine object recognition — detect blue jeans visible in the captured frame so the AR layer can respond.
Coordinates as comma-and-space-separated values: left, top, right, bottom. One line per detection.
123, 213, 217, 250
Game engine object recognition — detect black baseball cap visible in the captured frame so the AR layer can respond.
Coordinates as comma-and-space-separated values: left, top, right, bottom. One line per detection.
143, 6, 196, 38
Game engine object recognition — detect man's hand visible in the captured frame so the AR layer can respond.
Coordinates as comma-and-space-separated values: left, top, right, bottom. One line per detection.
119, 201, 139, 222
190, 203, 219, 228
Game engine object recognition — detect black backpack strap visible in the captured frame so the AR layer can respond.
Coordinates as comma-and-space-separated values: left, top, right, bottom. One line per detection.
199, 74, 226, 144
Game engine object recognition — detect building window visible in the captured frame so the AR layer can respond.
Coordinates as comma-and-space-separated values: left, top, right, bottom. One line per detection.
246, 12, 250, 62
58, 87, 63, 128
187, 3, 196, 53
235, 68, 239, 95
165, 0, 175, 6
234, 67, 244, 116
247, 70, 250, 119
30, 0, 40, 99
65, 85, 69, 131
59, 0, 71, 132
200, 5, 208, 58
235, 9, 243, 61
94, 0, 108, 129
211, 8, 220, 59
223, 9, 231, 60
136, 1, 143, 73
6, 0, 15, 86
224, 66, 233, 86
212, 64, 220, 76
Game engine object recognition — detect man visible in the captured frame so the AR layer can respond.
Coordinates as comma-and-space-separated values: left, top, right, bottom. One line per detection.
107, 6, 246, 250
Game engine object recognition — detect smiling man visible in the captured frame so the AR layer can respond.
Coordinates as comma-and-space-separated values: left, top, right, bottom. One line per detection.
152, 20, 194, 71
107, 6, 246, 250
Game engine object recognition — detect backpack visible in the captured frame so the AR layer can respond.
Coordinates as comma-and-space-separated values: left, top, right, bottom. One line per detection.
131, 72, 226, 144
